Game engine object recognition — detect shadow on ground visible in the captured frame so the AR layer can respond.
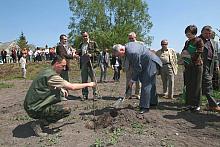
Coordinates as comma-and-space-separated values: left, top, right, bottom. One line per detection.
12, 121, 75, 138
164, 111, 220, 130
12, 121, 35, 138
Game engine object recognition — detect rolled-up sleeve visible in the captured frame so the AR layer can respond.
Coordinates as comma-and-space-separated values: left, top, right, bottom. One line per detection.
48, 75, 69, 88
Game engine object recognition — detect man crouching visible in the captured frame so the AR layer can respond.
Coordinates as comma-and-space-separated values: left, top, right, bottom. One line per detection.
24, 55, 96, 137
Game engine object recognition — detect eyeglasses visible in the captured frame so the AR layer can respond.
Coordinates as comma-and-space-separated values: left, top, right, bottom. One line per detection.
83, 36, 88, 37
161, 44, 168, 45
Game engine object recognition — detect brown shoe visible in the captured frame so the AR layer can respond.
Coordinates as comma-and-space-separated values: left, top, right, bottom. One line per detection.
134, 94, 140, 99
208, 106, 220, 112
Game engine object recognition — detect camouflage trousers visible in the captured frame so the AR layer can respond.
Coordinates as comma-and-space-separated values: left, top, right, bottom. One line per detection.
27, 104, 71, 123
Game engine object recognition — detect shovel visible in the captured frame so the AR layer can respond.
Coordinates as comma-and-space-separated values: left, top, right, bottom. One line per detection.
112, 86, 130, 108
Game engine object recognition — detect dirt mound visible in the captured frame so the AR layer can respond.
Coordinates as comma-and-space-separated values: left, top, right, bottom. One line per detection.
85, 106, 152, 130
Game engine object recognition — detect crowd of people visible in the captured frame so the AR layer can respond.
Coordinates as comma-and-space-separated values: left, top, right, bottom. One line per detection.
4, 25, 219, 137
0, 46, 57, 64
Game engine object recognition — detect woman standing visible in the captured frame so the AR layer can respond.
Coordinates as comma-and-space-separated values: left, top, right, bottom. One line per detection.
181, 25, 204, 112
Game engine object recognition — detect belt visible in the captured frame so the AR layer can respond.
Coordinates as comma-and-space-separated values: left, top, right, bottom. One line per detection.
163, 63, 171, 65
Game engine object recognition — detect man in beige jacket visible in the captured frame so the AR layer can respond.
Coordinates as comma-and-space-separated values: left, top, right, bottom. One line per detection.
156, 39, 178, 99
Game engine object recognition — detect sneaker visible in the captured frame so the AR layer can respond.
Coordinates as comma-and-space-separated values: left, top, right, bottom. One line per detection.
208, 106, 220, 112
81, 95, 88, 101
31, 120, 48, 137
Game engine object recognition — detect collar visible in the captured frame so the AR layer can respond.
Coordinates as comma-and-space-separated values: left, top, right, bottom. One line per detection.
83, 38, 90, 44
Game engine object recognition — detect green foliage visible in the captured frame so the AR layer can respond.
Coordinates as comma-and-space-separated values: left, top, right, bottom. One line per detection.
212, 90, 220, 100
17, 32, 29, 49
0, 82, 14, 90
178, 87, 220, 106
12, 114, 32, 121
108, 128, 123, 145
131, 122, 144, 134
68, 0, 153, 49
93, 138, 104, 147
0, 62, 51, 81
38, 133, 62, 146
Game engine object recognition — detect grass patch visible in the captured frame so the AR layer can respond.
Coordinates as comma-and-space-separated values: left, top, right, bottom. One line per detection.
131, 122, 144, 134
178, 87, 220, 105
0, 82, 14, 90
11, 114, 33, 121
38, 133, 62, 146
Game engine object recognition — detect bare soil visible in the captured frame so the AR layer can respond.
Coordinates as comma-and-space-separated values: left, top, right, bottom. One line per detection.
0, 65, 220, 147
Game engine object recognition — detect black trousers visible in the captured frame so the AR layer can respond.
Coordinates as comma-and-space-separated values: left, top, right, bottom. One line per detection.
184, 64, 203, 107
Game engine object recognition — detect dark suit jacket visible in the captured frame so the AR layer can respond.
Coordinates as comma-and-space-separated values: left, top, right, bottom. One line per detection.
111, 56, 122, 70
56, 43, 73, 70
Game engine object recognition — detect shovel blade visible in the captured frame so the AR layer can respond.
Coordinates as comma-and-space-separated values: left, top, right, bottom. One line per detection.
113, 98, 124, 108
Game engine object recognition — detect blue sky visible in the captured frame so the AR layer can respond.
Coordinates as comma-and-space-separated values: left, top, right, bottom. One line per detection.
0, 0, 220, 52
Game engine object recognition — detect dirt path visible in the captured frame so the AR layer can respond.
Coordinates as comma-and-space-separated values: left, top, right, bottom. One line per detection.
0, 72, 220, 147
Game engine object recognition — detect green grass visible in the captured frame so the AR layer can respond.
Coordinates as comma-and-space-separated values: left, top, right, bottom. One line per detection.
178, 87, 220, 105
0, 82, 14, 90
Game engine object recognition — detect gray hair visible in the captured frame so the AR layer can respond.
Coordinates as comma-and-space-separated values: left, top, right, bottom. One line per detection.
128, 32, 136, 38
112, 44, 125, 52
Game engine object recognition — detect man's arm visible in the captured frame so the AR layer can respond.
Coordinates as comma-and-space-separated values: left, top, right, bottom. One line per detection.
48, 75, 96, 91
64, 82, 96, 91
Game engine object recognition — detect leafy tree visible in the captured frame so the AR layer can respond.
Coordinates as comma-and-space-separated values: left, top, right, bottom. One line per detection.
17, 32, 29, 49
68, 0, 153, 50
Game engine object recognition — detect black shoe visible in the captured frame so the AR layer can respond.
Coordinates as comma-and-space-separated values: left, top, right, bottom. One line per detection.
190, 106, 200, 113
139, 108, 149, 114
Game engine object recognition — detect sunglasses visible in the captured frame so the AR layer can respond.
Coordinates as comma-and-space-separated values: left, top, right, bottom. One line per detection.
161, 44, 168, 45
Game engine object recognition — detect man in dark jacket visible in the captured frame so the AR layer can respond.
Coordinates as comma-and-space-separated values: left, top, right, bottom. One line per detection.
1, 49, 7, 63
56, 34, 76, 81
199, 25, 220, 112
24, 55, 96, 137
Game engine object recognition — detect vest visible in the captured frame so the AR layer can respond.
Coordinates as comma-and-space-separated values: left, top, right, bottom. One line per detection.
24, 68, 59, 112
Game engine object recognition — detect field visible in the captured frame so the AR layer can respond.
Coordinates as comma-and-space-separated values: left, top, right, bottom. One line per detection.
0, 61, 220, 147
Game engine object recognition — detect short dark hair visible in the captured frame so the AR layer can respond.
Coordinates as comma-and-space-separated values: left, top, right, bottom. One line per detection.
51, 55, 65, 65
201, 25, 212, 33
59, 34, 67, 40
185, 25, 197, 35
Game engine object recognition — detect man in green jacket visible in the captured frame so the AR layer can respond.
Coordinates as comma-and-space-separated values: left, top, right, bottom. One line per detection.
24, 55, 96, 137
77, 31, 99, 100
